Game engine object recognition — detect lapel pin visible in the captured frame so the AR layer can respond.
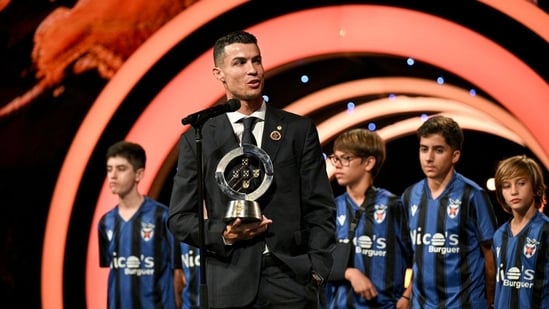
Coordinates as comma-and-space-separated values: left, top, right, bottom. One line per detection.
270, 130, 281, 141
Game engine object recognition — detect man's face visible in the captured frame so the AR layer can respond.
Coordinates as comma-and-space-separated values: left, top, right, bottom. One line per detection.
419, 133, 460, 181
106, 156, 142, 198
213, 42, 264, 101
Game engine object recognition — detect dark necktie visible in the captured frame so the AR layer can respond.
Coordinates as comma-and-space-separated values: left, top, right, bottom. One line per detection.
241, 116, 258, 146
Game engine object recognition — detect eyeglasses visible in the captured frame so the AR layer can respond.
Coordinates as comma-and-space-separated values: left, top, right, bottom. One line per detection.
328, 154, 358, 167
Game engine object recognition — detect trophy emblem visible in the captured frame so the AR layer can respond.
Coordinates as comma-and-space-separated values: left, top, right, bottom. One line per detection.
216, 145, 274, 223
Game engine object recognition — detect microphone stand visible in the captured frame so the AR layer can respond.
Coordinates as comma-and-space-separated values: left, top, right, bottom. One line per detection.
182, 100, 240, 308
190, 120, 208, 309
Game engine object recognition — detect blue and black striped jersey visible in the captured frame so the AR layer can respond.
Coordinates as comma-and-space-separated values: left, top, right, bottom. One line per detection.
401, 172, 497, 309
98, 197, 177, 309
493, 211, 549, 309
325, 186, 412, 308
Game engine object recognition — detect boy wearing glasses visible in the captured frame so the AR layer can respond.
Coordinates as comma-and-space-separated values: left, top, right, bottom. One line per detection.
324, 128, 412, 308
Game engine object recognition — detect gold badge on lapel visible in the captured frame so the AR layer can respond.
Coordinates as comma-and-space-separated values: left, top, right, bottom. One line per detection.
270, 129, 282, 141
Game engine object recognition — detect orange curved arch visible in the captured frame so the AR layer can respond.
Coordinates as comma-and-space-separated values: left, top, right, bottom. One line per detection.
285, 77, 549, 168
480, 0, 549, 42
87, 6, 549, 307
87, 5, 548, 308
325, 110, 526, 179
41, 3, 549, 309
316, 96, 523, 145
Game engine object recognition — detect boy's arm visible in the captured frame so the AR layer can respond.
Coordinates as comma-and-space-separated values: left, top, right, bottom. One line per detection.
173, 268, 185, 309
481, 240, 495, 307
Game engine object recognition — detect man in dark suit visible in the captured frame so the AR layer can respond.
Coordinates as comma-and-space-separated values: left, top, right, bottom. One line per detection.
168, 30, 336, 308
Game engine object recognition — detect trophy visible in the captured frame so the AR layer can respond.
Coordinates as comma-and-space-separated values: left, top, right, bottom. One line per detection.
215, 144, 274, 223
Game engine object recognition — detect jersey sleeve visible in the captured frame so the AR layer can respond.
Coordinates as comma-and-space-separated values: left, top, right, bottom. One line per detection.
471, 189, 498, 242
98, 218, 110, 268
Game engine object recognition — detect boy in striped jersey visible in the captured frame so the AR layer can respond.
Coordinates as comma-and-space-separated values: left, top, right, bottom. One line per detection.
324, 128, 413, 308
401, 116, 497, 308
98, 141, 182, 308
493, 155, 549, 308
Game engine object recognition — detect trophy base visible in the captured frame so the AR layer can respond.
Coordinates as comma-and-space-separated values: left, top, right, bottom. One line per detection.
224, 200, 262, 223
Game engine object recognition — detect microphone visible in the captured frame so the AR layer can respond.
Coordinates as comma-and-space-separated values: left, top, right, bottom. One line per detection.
181, 99, 241, 126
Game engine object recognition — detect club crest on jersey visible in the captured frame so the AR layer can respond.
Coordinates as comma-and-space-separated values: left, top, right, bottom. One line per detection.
447, 199, 461, 219
523, 237, 540, 258
374, 204, 387, 223
141, 223, 155, 241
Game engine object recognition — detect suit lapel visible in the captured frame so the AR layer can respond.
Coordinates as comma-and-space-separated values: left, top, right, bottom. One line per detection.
206, 115, 239, 153
261, 106, 285, 162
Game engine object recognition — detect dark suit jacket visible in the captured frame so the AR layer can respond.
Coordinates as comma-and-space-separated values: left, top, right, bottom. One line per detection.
168, 105, 336, 308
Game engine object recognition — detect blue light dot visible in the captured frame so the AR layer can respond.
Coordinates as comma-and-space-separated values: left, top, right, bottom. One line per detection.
367, 122, 377, 131
300, 75, 309, 83
262, 95, 269, 102
406, 58, 415, 66
346, 102, 356, 113
469, 89, 477, 96
420, 113, 429, 121
436, 77, 445, 85
388, 94, 396, 100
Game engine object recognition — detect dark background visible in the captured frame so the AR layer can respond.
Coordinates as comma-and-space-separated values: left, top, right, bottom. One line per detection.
1, 0, 548, 308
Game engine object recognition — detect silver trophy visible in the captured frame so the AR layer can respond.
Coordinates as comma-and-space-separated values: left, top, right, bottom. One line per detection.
215, 145, 274, 223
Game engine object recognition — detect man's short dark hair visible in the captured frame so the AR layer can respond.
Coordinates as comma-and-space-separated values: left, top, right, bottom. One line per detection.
417, 115, 463, 151
106, 141, 146, 170
213, 30, 258, 66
